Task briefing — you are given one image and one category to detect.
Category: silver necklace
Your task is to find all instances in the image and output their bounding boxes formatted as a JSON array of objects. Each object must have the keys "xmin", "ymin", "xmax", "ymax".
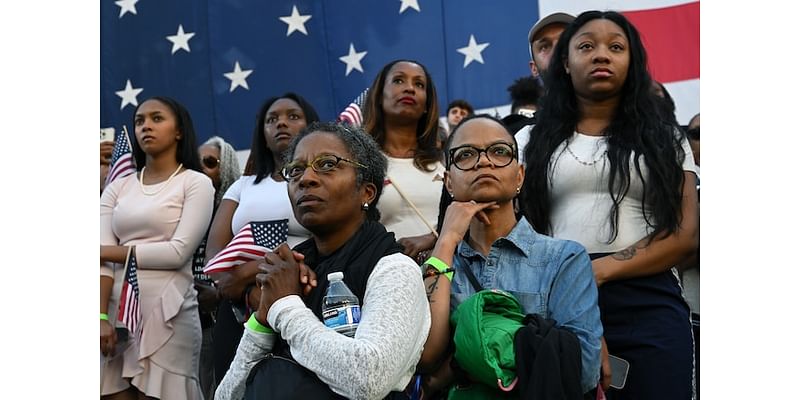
[{"xmin": 565, "ymin": 138, "xmax": 607, "ymax": 166}]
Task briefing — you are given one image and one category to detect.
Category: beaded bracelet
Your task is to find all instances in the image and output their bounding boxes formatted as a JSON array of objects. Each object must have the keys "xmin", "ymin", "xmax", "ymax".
[{"xmin": 423, "ymin": 256, "xmax": 454, "ymax": 281}]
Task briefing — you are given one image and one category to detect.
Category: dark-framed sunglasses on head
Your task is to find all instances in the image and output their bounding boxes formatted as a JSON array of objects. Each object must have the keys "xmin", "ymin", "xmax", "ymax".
[
  {"xmin": 202, "ymin": 156, "xmax": 220, "ymax": 169},
  {"xmin": 448, "ymin": 142, "xmax": 516, "ymax": 170},
  {"xmin": 282, "ymin": 154, "xmax": 366, "ymax": 181}
]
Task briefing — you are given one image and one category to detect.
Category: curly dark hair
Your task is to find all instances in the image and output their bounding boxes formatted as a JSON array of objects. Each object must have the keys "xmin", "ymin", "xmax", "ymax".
[
  {"xmin": 284, "ymin": 121, "xmax": 388, "ymax": 222},
  {"xmin": 519, "ymin": 10, "xmax": 687, "ymax": 243},
  {"xmin": 362, "ymin": 59, "xmax": 441, "ymax": 172},
  {"xmin": 507, "ymin": 76, "xmax": 542, "ymax": 113}
]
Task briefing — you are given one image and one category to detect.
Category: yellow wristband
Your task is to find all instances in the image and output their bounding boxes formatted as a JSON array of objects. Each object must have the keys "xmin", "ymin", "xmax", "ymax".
[
  {"xmin": 424, "ymin": 256, "xmax": 453, "ymax": 281},
  {"xmin": 100, "ymin": 313, "xmax": 109, "ymax": 321},
  {"xmin": 246, "ymin": 313, "xmax": 275, "ymax": 334}
]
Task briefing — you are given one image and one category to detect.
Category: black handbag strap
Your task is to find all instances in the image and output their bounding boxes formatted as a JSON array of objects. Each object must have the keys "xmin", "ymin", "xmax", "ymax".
[{"xmin": 461, "ymin": 264, "xmax": 483, "ymax": 292}]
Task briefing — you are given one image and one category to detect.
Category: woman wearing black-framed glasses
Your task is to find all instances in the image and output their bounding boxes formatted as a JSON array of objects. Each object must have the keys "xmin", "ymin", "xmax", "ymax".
[{"xmin": 420, "ymin": 114, "xmax": 602, "ymax": 398}]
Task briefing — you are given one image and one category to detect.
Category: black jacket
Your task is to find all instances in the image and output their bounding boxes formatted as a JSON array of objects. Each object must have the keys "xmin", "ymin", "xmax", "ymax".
[{"xmin": 514, "ymin": 313, "xmax": 585, "ymax": 400}]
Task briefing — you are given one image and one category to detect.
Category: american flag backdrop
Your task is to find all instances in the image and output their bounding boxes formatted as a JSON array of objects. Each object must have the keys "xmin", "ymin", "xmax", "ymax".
[
  {"xmin": 117, "ymin": 248, "xmax": 141, "ymax": 337},
  {"xmin": 203, "ymin": 219, "xmax": 289, "ymax": 274},
  {"xmin": 100, "ymin": 0, "xmax": 699, "ymax": 151},
  {"xmin": 104, "ymin": 127, "xmax": 135, "ymax": 187}
]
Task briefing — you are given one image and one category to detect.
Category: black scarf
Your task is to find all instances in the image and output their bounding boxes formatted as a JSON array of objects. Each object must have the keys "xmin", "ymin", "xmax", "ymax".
[
  {"xmin": 246, "ymin": 220, "xmax": 406, "ymax": 400},
  {"xmin": 293, "ymin": 220, "xmax": 404, "ymax": 321}
]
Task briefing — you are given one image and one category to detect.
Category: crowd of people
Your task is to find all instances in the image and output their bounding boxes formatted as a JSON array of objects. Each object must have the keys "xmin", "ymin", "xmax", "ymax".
[{"xmin": 100, "ymin": 9, "xmax": 700, "ymax": 400}]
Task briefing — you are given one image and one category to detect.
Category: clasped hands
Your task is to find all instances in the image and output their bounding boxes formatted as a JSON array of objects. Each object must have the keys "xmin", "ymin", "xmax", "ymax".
[{"xmin": 253, "ymin": 244, "xmax": 318, "ymax": 326}]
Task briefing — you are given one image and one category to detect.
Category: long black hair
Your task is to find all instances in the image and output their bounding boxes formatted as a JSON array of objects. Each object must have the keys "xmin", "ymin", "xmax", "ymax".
[
  {"xmin": 245, "ymin": 93, "xmax": 320, "ymax": 184},
  {"xmin": 362, "ymin": 59, "xmax": 441, "ymax": 172},
  {"xmin": 131, "ymin": 96, "xmax": 202, "ymax": 173},
  {"xmin": 519, "ymin": 10, "xmax": 686, "ymax": 243}
]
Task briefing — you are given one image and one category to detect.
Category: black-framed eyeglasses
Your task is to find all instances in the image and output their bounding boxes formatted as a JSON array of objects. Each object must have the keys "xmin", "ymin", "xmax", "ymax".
[
  {"xmin": 202, "ymin": 156, "xmax": 220, "ymax": 169},
  {"xmin": 448, "ymin": 142, "xmax": 517, "ymax": 170},
  {"xmin": 281, "ymin": 154, "xmax": 367, "ymax": 181}
]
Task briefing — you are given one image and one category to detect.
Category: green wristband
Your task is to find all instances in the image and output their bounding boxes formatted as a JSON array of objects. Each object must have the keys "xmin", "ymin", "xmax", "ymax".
[
  {"xmin": 424, "ymin": 256, "xmax": 453, "ymax": 281},
  {"xmin": 246, "ymin": 313, "xmax": 275, "ymax": 334},
  {"xmin": 100, "ymin": 313, "xmax": 109, "ymax": 321}
]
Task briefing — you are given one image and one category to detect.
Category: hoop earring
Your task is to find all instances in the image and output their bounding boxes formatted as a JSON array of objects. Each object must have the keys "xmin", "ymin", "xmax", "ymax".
[
  {"xmin": 362, "ymin": 202, "xmax": 369, "ymax": 211},
  {"xmin": 516, "ymin": 187, "xmax": 521, "ymax": 195}
]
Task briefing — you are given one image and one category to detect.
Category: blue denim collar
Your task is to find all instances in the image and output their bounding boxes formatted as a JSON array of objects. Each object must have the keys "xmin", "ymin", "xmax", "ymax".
[{"xmin": 456, "ymin": 217, "xmax": 536, "ymax": 259}]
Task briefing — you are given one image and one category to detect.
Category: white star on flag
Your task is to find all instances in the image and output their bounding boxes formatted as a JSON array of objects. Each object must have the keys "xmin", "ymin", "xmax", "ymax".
[
  {"xmin": 339, "ymin": 43, "xmax": 367, "ymax": 76},
  {"xmin": 457, "ymin": 34, "xmax": 490, "ymax": 68},
  {"xmin": 115, "ymin": 0, "xmax": 139, "ymax": 18},
  {"xmin": 279, "ymin": 5, "xmax": 312, "ymax": 36},
  {"xmin": 166, "ymin": 24, "xmax": 195, "ymax": 54},
  {"xmin": 399, "ymin": 0, "xmax": 420, "ymax": 14},
  {"xmin": 115, "ymin": 80, "xmax": 143, "ymax": 110},
  {"xmin": 224, "ymin": 62, "xmax": 253, "ymax": 92}
]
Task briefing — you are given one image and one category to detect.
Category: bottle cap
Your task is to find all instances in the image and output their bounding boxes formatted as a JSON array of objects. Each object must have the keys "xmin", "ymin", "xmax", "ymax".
[{"xmin": 327, "ymin": 271, "xmax": 344, "ymax": 281}]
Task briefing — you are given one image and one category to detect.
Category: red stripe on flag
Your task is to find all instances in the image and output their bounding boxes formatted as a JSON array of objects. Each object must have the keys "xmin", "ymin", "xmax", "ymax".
[
  {"xmin": 623, "ymin": 2, "xmax": 699, "ymax": 83},
  {"xmin": 118, "ymin": 285, "xmax": 128, "ymax": 322}
]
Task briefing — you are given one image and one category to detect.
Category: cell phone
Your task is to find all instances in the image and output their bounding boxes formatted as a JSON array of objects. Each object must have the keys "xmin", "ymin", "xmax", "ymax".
[
  {"xmin": 100, "ymin": 127, "xmax": 115, "ymax": 143},
  {"xmin": 608, "ymin": 354, "xmax": 630, "ymax": 389}
]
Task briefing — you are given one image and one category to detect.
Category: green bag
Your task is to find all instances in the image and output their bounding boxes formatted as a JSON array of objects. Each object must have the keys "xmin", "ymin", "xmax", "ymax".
[{"xmin": 448, "ymin": 289, "xmax": 526, "ymax": 399}]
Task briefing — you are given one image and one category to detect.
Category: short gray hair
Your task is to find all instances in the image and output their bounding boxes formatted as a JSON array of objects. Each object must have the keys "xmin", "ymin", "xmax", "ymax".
[{"xmin": 284, "ymin": 122, "xmax": 387, "ymax": 221}]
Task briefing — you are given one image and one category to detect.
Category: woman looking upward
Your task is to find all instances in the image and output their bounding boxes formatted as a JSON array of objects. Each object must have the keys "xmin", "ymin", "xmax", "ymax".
[{"xmin": 520, "ymin": 11, "xmax": 699, "ymax": 399}]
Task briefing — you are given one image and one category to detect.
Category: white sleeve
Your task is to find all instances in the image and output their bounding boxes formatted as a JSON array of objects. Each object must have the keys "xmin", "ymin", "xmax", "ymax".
[
  {"xmin": 267, "ymin": 253, "xmax": 431, "ymax": 400},
  {"xmin": 514, "ymin": 124, "xmax": 533, "ymax": 165},
  {"xmin": 679, "ymin": 135, "xmax": 696, "ymax": 173},
  {"xmin": 214, "ymin": 327, "xmax": 277, "ymax": 400},
  {"xmin": 99, "ymin": 177, "xmax": 125, "ymax": 277},
  {"xmin": 223, "ymin": 176, "xmax": 246, "ymax": 202}
]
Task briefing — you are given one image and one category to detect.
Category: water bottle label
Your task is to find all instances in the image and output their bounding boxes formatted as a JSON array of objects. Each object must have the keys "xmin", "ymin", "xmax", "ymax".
[{"xmin": 323, "ymin": 305, "xmax": 361, "ymax": 329}]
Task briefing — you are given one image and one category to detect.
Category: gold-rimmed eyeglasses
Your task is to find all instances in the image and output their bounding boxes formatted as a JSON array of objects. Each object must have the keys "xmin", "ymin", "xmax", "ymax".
[{"xmin": 281, "ymin": 154, "xmax": 367, "ymax": 181}]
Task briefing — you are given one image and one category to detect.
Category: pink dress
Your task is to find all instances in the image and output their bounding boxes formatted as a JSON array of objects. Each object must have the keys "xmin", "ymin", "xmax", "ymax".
[{"xmin": 100, "ymin": 170, "xmax": 214, "ymax": 399}]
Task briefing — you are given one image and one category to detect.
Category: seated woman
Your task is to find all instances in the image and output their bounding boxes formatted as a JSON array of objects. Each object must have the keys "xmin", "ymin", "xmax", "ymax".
[
  {"xmin": 215, "ymin": 122, "xmax": 431, "ymax": 400},
  {"xmin": 420, "ymin": 115, "xmax": 602, "ymax": 397}
]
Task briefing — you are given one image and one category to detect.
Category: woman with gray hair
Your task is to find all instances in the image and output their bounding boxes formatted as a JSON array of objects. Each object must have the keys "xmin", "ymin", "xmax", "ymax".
[
  {"xmin": 199, "ymin": 136, "xmax": 242, "ymax": 209},
  {"xmin": 194, "ymin": 135, "xmax": 242, "ymax": 399},
  {"xmin": 215, "ymin": 121, "xmax": 430, "ymax": 400}
]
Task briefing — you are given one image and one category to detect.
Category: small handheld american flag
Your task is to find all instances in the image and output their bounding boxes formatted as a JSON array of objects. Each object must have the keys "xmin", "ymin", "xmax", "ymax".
[
  {"xmin": 104, "ymin": 126, "xmax": 136, "ymax": 187},
  {"xmin": 117, "ymin": 247, "xmax": 141, "ymax": 337},
  {"xmin": 337, "ymin": 88, "xmax": 369, "ymax": 127},
  {"xmin": 203, "ymin": 219, "xmax": 289, "ymax": 274}
]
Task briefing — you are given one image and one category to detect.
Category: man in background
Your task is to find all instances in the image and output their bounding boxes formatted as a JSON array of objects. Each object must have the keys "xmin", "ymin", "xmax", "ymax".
[{"xmin": 516, "ymin": 12, "xmax": 575, "ymax": 162}]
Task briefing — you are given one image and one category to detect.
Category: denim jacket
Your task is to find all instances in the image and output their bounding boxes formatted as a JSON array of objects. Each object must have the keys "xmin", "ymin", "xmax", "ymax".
[{"xmin": 450, "ymin": 217, "xmax": 602, "ymax": 393}]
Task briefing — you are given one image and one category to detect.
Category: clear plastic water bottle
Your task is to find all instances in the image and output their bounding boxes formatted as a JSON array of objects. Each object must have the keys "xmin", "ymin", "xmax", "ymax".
[{"xmin": 322, "ymin": 272, "xmax": 361, "ymax": 337}]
